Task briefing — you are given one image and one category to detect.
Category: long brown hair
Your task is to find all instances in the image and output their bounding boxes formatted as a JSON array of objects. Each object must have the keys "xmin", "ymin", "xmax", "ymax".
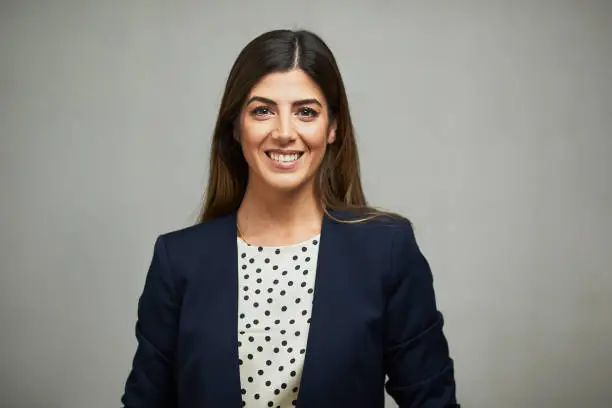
[{"xmin": 198, "ymin": 29, "xmax": 393, "ymax": 224}]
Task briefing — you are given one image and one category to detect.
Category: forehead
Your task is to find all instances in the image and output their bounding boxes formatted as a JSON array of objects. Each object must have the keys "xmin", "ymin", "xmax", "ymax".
[{"xmin": 247, "ymin": 69, "xmax": 326, "ymax": 103}]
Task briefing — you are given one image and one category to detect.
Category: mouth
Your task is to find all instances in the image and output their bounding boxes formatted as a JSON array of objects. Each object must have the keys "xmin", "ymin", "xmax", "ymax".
[{"xmin": 265, "ymin": 151, "xmax": 304, "ymax": 164}]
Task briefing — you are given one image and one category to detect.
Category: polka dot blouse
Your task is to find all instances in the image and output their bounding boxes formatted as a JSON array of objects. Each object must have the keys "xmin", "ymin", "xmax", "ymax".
[{"xmin": 237, "ymin": 235, "xmax": 320, "ymax": 408}]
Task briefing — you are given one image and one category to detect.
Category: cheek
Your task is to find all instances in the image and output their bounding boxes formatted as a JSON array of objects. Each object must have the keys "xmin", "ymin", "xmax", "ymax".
[
  {"xmin": 300, "ymin": 125, "xmax": 330, "ymax": 151},
  {"xmin": 240, "ymin": 125, "xmax": 268, "ymax": 150}
]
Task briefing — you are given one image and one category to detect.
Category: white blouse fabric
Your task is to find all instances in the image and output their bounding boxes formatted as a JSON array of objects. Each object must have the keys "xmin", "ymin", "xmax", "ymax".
[{"xmin": 237, "ymin": 235, "xmax": 321, "ymax": 408}]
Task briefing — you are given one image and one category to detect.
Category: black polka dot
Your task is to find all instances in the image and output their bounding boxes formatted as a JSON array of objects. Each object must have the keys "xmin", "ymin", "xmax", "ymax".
[{"xmin": 275, "ymin": 249, "xmax": 280, "ymax": 254}]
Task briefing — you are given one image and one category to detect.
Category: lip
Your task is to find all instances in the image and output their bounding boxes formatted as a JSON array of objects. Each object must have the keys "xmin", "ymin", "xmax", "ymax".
[{"xmin": 264, "ymin": 151, "xmax": 304, "ymax": 170}]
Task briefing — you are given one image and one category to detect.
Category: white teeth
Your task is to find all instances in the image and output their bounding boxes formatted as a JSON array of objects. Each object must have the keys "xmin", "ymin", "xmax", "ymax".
[{"xmin": 269, "ymin": 153, "xmax": 301, "ymax": 163}]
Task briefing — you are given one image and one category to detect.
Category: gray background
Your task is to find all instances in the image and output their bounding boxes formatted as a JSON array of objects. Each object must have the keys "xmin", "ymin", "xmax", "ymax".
[{"xmin": 1, "ymin": 1, "xmax": 611, "ymax": 407}]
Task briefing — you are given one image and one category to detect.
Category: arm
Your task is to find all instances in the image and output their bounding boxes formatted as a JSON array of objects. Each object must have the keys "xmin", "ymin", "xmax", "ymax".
[
  {"xmin": 121, "ymin": 235, "xmax": 179, "ymax": 408},
  {"xmin": 384, "ymin": 222, "xmax": 460, "ymax": 408}
]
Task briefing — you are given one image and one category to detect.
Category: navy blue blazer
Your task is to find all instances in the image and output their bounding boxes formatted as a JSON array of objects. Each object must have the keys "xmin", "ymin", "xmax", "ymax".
[{"xmin": 121, "ymin": 210, "xmax": 459, "ymax": 408}]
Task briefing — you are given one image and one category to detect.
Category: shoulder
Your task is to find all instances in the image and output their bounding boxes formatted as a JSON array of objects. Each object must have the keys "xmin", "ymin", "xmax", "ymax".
[
  {"xmin": 327, "ymin": 207, "xmax": 416, "ymax": 242},
  {"xmin": 326, "ymin": 208, "xmax": 420, "ymax": 270},
  {"xmin": 155, "ymin": 213, "xmax": 235, "ymax": 263}
]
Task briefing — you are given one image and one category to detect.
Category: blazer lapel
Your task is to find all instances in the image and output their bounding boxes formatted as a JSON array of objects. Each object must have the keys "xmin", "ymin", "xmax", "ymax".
[
  {"xmin": 296, "ymin": 210, "xmax": 348, "ymax": 407},
  {"xmin": 194, "ymin": 211, "xmax": 242, "ymax": 407}
]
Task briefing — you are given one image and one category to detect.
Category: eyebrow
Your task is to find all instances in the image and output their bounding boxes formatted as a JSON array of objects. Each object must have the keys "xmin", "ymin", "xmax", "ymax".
[{"xmin": 245, "ymin": 96, "xmax": 322, "ymax": 108}]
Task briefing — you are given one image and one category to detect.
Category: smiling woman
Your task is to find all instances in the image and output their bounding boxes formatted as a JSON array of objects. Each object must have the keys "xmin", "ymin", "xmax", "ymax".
[{"xmin": 121, "ymin": 29, "xmax": 460, "ymax": 408}]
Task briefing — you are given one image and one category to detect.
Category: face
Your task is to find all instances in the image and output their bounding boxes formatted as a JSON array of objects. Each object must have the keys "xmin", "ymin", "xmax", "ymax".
[{"xmin": 237, "ymin": 69, "xmax": 336, "ymax": 194}]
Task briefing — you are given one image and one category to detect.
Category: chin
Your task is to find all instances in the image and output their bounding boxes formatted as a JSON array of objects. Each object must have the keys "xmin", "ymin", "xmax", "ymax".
[{"xmin": 259, "ymin": 172, "xmax": 313, "ymax": 194}]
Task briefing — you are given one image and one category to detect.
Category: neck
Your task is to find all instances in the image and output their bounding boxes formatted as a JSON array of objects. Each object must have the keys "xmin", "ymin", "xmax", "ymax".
[{"xmin": 237, "ymin": 179, "xmax": 324, "ymax": 246}]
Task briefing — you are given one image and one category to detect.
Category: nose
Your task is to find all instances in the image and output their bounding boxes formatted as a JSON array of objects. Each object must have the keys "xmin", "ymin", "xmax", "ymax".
[{"xmin": 272, "ymin": 110, "xmax": 296, "ymax": 142}]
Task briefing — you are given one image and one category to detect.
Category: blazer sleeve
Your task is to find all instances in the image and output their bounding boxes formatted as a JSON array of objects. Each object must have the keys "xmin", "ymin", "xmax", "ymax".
[
  {"xmin": 121, "ymin": 235, "xmax": 179, "ymax": 408},
  {"xmin": 384, "ymin": 222, "xmax": 460, "ymax": 408}
]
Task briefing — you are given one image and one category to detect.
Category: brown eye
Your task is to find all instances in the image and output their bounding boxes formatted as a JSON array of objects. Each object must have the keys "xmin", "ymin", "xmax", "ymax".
[
  {"xmin": 297, "ymin": 107, "xmax": 318, "ymax": 118},
  {"xmin": 251, "ymin": 106, "xmax": 271, "ymax": 116}
]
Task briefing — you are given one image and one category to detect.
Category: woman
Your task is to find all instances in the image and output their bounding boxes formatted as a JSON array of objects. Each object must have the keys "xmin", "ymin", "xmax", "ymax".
[{"xmin": 121, "ymin": 29, "xmax": 459, "ymax": 408}]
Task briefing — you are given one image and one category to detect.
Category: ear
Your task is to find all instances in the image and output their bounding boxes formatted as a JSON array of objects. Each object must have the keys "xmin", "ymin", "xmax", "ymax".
[{"xmin": 327, "ymin": 120, "xmax": 337, "ymax": 144}]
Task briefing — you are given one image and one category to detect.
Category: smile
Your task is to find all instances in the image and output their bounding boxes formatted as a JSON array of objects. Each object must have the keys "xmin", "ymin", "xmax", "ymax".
[{"xmin": 265, "ymin": 151, "xmax": 304, "ymax": 163}]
